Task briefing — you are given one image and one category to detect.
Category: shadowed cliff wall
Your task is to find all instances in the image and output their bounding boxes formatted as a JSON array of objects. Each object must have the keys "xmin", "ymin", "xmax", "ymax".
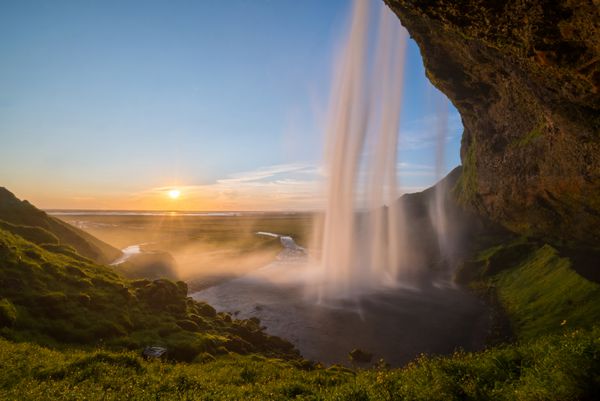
[{"xmin": 385, "ymin": 0, "xmax": 599, "ymax": 247}]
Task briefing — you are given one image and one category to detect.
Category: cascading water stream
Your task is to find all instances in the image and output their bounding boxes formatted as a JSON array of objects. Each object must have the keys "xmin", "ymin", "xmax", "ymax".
[
  {"xmin": 309, "ymin": 0, "xmax": 455, "ymax": 300},
  {"xmin": 430, "ymin": 92, "xmax": 451, "ymax": 268},
  {"xmin": 192, "ymin": 0, "xmax": 488, "ymax": 366},
  {"xmin": 312, "ymin": 1, "xmax": 413, "ymax": 300}
]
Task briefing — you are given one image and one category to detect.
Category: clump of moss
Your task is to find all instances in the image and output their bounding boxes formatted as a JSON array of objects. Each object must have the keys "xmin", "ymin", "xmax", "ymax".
[
  {"xmin": 0, "ymin": 299, "xmax": 17, "ymax": 328},
  {"xmin": 510, "ymin": 121, "xmax": 545, "ymax": 148},
  {"xmin": 453, "ymin": 136, "xmax": 478, "ymax": 206}
]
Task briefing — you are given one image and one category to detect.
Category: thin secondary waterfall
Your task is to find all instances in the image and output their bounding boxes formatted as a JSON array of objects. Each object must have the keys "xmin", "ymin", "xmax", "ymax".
[
  {"xmin": 430, "ymin": 92, "xmax": 451, "ymax": 265},
  {"xmin": 314, "ymin": 1, "xmax": 411, "ymax": 299}
]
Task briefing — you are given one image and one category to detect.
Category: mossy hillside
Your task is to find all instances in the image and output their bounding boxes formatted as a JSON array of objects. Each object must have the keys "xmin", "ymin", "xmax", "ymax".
[
  {"xmin": 0, "ymin": 326, "xmax": 598, "ymax": 401},
  {"xmin": 493, "ymin": 245, "xmax": 600, "ymax": 341},
  {"xmin": 0, "ymin": 187, "xmax": 121, "ymax": 264},
  {"xmin": 459, "ymin": 240, "xmax": 600, "ymax": 343},
  {"xmin": 0, "ymin": 226, "xmax": 297, "ymax": 362},
  {"xmin": 0, "ymin": 220, "xmax": 59, "ymax": 246},
  {"xmin": 455, "ymin": 237, "xmax": 536, "ymax": 283}
]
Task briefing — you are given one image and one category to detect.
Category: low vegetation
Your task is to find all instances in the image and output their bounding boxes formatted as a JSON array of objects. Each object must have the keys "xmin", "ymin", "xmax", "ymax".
[
  {"xmin": 459, "ymin": 238, "xmax": 600, "ymax": 342},
  {"xmin": 0, "ymin": 188, "xmax": 120, "ymax": 264},
  {"xmin": 493, "ymin": 244, "xmax": 600, "ymax": 341},
  {"xmin": 56, "ymin": 210, "xmax": 314, "ymax": 286},
  {"xmin": 0, "ymin": 226, "xmax": 298, "ymax": 362},
  {"xmin": 0, "ymin": 326, "xmax": 598, "ymax": 400},
  {"xmin": 1, "ymin": 188, "xmax": 599, "ymax": 400}
]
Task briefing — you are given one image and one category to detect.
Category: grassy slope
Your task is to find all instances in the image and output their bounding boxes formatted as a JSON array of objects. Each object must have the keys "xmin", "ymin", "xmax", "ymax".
[
  {"xmin": 0, "ymin": 327, "xmax": 598, "ymax": 401},
  {"xmin": 0, "ymin": 187, "xmax": 121, "ymax": 264},
  {"xmin": 1, "ymin": 188, "xmax": 599, "ymax": 399},
  {"xmin": 0, "ymin": 226, "xmax": 298, "ymax": 362},
  {"xmin": 460, "ymin": 240, "xmax": 600, "ymax": 342},
  {"xmin": 1, "ymin": 223, "xmax": 598, "ymax": 400},
  {"xmin": 494, "ymin": 245, "xmax": 600, "ymax": 341}
]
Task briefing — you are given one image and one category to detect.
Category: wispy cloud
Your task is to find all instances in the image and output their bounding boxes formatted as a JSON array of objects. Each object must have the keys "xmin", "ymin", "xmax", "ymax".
[
  {"xmin": 138, "ymin": 162, "xmax": 324, "ymax": 210},
  {"xmin": 136, "ymin": 149, "xmax": 449, "ymax": 210},
  {"xmin": 217, "ymin": 162, "xmax": 318, "ymax": 184},
  {"xmin": 399, "ymin": 112, "xmax": 463, "ymax": 150},
  {"xmin": 396, "ymin": 162, "xmax": 435, "ymax": 177}
]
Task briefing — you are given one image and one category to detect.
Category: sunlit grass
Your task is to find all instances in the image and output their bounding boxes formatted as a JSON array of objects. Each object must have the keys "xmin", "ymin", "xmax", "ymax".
[
  {"xmin": 1, "ymin": 326, "xmax": 598, "ymax": 400},
  {"xmin": 0, "ymin": 226, "xmax": 297, "ymax": 362},
  {"xmin": 493, "ymin": 244, "xmax": 600, "ymax": 340}
]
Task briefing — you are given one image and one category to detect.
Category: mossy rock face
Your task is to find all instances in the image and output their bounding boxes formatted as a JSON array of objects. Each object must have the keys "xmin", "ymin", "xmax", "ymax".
[
  {"xmin": 194, "ymin": 302, "xmax": 217, "ymax": 318},
  {"xmin": 385, "ymin": 0, "xmax": 600, "ymax": 247},
  {"xmin": 349, "ymin": 348, "xmax": 373, "ymax": 364},
  {"xmin": 176, "ymin": 319, "xmax": 200, "ymax": 332}
]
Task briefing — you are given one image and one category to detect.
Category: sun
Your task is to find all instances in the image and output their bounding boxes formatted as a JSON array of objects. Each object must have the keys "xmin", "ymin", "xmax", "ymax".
[{"xmin": 168, "ymin": 189, "xmax": 180, "ymax": 199}]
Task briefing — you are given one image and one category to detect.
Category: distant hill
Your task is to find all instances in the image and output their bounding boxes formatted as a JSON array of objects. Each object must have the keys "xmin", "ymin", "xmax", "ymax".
[{"xmin": 0, "ymin": 188, "xmax": 121, "ymax": 264}]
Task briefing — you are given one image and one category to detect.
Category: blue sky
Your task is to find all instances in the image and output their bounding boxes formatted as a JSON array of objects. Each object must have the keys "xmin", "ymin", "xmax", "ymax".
[{"xmin": 0, "ymin": 0, "xmax": 462, "ymax": 210}]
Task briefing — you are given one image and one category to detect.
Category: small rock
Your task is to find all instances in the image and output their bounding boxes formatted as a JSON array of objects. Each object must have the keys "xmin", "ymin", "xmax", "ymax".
[
  {"xmin": 142, "ymin": 346, "xmax": 168, "ymax": 360},
  {"xmin": 349, "ymin": 348, "xmax": 373, "ymax": 364}
]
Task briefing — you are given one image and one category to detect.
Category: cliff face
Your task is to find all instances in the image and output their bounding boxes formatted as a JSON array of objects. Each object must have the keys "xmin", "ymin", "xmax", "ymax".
[{"xmin": 385, "ymin": 0, "xmax": 600, "ymax": 247}]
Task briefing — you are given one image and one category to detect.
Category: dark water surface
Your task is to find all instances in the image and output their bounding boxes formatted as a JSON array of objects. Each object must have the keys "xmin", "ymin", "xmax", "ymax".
[{"xmin": 192, "ymin": 261, "xmax": 490, "ymax": 367}]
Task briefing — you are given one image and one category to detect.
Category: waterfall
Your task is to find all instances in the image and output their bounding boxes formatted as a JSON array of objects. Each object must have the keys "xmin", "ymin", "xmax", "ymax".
[
  {"xmin": 312, "ymin": 1, "xmax": 412, "ymax": 300},
  {"xmin": 430, "ymin": 92, "xmax": 451, "ymax": 267}
]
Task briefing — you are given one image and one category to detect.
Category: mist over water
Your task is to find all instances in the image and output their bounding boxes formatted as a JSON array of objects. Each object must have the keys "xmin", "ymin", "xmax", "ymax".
[
  {"xmin": 179, "ymin": 1, "xmax": 488, "ymax": 366},
  {"xmin": 310, "ymin": 1, "xmax": 450, "ymax": 299}
]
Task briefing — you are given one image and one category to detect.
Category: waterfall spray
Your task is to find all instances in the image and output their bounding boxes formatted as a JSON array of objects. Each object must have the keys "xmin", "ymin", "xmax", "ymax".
[{"xmin": 313, "ymin": 1, "xmax": 411, "ymax": 299}]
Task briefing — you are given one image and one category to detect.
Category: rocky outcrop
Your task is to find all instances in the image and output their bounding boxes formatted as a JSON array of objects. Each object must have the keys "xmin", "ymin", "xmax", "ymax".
[{"xmin": 385, "ymin": 0, "xmax": 599, "ymax": 247}]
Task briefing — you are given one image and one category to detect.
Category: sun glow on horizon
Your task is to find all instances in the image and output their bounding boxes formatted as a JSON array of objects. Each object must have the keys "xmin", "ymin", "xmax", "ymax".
[{"xmin": 168, "ymin": 189, "xmax": 181, "ymax": 199}]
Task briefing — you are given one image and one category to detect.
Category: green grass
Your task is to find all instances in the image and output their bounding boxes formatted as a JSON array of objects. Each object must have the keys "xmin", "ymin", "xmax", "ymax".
[
  {"xmin": 2, "ymin": 187, "xmax": 600, "ymax": 400},
  {"xmin": 1, "ymin": 223, "xmax": 598, "ymax": 400},
  {"xmin": 460, "ymin": 239, "xmax": 600, "ymax": 343},
  {"xmin": 493, "ymin": 244, "xmax": 600, "ymax": 341},
  {"xmin": 0, "ymin": 225, "xmax": 298, "ymax": 362},
  {"xmin": 55, "ymin": 212, "xmax": 315, "ymax": 284},
  {"xmin": 55, "ymin": 213, "xmax": 314, "ymax": 251},
  {"xmin": 0, "ymin": 220, "xmax": 59, "ymax": 246},
  {"xmin": 0, "ymin": 327, "xmax": 598, "ymax": 400},
  {"xmin": 0, "ymin": 187, "xmax": 121, "ymax": 264}
]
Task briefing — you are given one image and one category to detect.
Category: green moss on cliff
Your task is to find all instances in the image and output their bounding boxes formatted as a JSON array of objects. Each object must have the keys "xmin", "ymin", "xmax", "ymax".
[
  {"xmin": 510, "ymin": 121, "xmax": 545, "ymax": 148},
  {"xmin": 385, "ymin": 0, "xmax": 600, "ymax": 247},
  {"xmin": 453, "ymin": 137, "xmax": 478, "ymax": 205}
]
